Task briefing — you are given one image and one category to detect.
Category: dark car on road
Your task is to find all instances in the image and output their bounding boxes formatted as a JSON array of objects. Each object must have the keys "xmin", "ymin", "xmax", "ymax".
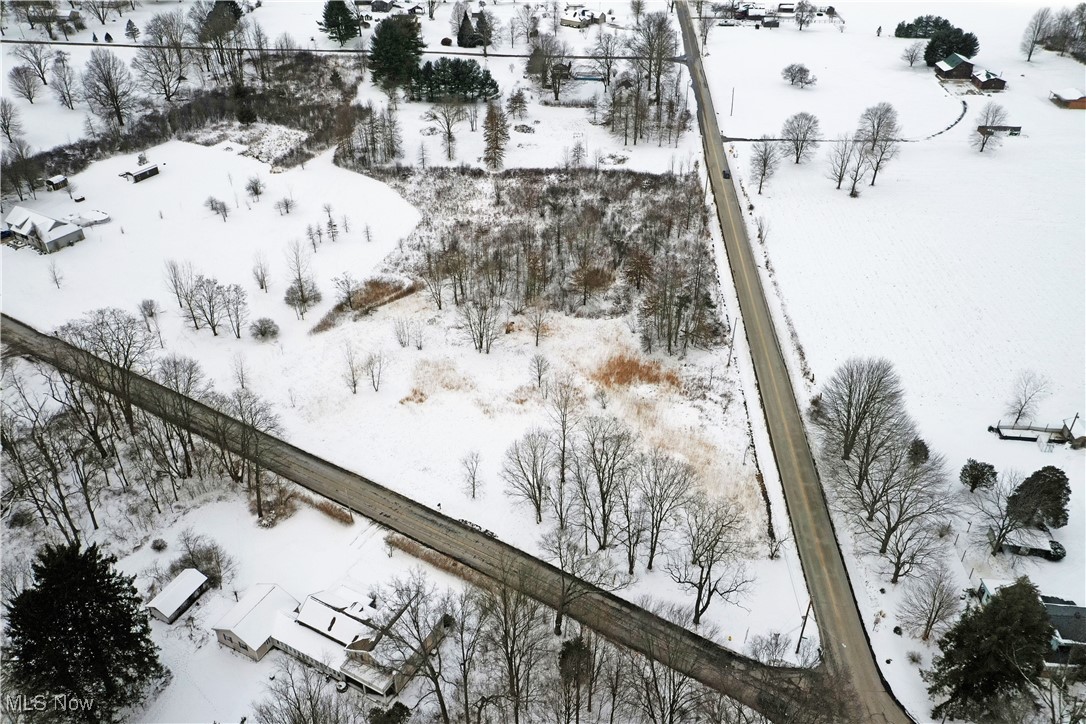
[{"xmin": 723, "ymin": 168, "xmax": 731, "ymax": 179}]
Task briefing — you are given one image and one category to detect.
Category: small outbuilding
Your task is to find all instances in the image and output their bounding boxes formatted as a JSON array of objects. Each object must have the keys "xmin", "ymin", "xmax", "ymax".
[
  {"xmin": 121, "ymin": 164, "xmax": 160, "ymax": 183},
  {"xmin": 3, "ymin": 206, "xmax": 85, "ymax": 254},
  {"xmin": 1050, "ymin": 88, "xmax": 1086, "ymax": 109},
  {"xmin": 45, "ymin": 175, "xmax": 68, "ymax": 191},
  {"xmin": 971, "ymin": 69, "xmax": 1006, "ymax": 91},
  {"xmin": 1045, "ymin": 602, "xmax": 1086, "ymax": 666},
  {"xmin": 146, "ymin": 568, "xmax": 210, "ymax": 624},
  {"xmin": 934, "ymin": 53, "xmax": 974, "ymax": 80}
]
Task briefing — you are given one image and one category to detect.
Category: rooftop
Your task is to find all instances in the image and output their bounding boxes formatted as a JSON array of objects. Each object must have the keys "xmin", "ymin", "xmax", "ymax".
[
  {"xmin": 147, "ymin": 568, "xmax": 208, "ymax": 618},
  {"xmin": 213, "ymin": 584, "xmax": 299, "ymax": 650}
]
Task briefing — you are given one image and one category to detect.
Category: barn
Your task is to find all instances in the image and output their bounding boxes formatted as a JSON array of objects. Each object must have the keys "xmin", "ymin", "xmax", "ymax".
[
  {"xmin": 121, "ymin": 164, "xmax": 160, "ymax": 183},
  {"xmin": 1050, "ymin": 88, "xmax": 1086, "ymax": 109},
  {"xmin": 971, "ymin": 69, "xmax": 1006, "ymax": 91},
  {"xmin": 934, "ymin": 53, "xmax": 974, "ymax": 80},
  {"xmin": 146, "ymin": 568, "xmax": 209, "ymax": 624}
]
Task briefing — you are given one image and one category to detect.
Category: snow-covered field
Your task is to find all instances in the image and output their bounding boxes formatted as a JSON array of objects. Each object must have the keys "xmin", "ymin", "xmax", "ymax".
[{"xmin": 703, "ymin": 2, "xmax": 1085, "ymax": 718}]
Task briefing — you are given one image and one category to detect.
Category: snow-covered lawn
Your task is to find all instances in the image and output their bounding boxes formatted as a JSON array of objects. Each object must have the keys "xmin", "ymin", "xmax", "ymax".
[{"xmin": 702, "ymin": 2, "xmax": 1085, "ymax": 719}]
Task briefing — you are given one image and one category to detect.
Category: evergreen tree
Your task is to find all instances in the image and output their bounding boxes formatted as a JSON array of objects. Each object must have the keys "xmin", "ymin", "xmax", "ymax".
[
  {"xmin": 458, "ymin": 12, "xmax": 477, "ymax": 47},
  {"xmin": 959, "ymin": 458, "xmax": 997, "ymax": 493},
  {"xmin": 4, "ymin": 543, "xmax": 165, "ymax": 723},
  {"xmin": 482, "ymin": 101, "xmax": 509, "ymax": 171},
  {"xmin": 506, "ymin": 88, "xmax": 528, "ymax": 119},
  {"xmin": 1008, "ymin": 465, "xmax": 1071, "ymax": 528},
  {"xmin": 924, "ymin": 26, "xmax": 980, "ymax": 66},
  {"xmin": 926, "ymin": 578, "xmax": 1053, "ymax": 720},
  {"xmin": 124, "ymin": 19, "xmax": 140, "ymax": 43},
  {"xmin": 369, "ymin": 15, "xmax": 426, "ymax": 89},
  {"xmin": 318, "ymin": 0, "xmax": 359, "ymax": 46}
]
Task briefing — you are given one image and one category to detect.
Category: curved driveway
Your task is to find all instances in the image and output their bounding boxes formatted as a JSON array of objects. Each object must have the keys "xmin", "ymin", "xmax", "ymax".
[{"xmin": 675, "ymin": 4, "xmax": 914, "ymax": 722}]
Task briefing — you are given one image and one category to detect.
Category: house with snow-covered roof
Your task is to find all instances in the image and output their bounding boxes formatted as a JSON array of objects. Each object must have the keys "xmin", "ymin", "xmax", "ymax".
[
  {"xmin": 971, "ymin": 69, "xmax": 1006, "ymax": 92},
  {"xmin": 147, "ymin": 568, "xmax": 209, "ymax": 624},
  {"xmin": 213, "ymin": 583, "xmax": 299, "ymax": 661},
  {"xmin": 1050, "ymin": 88, "xmax": 1086, "ymax": 109},
  {"xmin": 934, "ymin": 53, "xmax": 974, "ymax": 80},
  {"xmin": 3, "ymin": 206, "xmax": 85, "ymax": 254},
  {"xmin": 1045, "ymin": 601, "xmax": 1086, "ymax": 666}
]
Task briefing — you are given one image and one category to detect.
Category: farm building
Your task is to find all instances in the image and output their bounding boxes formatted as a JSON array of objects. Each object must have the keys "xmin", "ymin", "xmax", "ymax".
[
  {"xmin": 146, "ymin": 568, "xmax": 209, "ymax": 624},
  {"xmin": 971, "ymin": 69, "xmax": 1006, "ymax": 91},
  {"xmin": 1050, "ymin": 88, "xmax": 1086, "ymax": 109},
  {"xmin": 1045, "ymin": 602, "xmax": 1086, "ymax": 666},
  {"xmin": 121, "ymin": 164, "xmax": 160, "ymax": 183},
  {"xmin": 45, "ymin": 175, "xmax": 68, "ymax": 191},
  {"xmin": 3, "ymin": 207, "xmax": 85, "ymax": 254},
  {"xmin": 934, "ymin": 53, "xmax": 974, "ymax": 80},
  {"xmin": 213, "ymin": 584, "xmax": 300, "ymax": 661}
]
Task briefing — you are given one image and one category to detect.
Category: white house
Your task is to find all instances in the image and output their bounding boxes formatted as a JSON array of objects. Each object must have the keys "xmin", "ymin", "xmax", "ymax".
[
  {"xmin": 213, "ymin": 584, "xmax": 300, "ymax": 661},
  {"xmin": 146, "ymin": 568, "xmax": 209, "ymax": 624},
  {"xmin": 3, "ymin": 206, "xmax": 85, "ymax": 254}
]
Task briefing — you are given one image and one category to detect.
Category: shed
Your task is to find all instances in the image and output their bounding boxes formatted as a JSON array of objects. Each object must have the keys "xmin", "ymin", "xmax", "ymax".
[
  {"xmin": 1050, "ymin": 88, "xmax": 1086, "ymax": 109},
  {"xmin": 976, "ymin": 577, "xmax": 1016, "ymax": 605},
  {"xmin": 213, "ymin": 584, "xmax": 299, "ymax": 661},
  {"xmin": 121, "ymin": 164, "xmax": 160, "ymax": 183},
  {"xmin": 3, "ymin": 207, "xmax": 85, "ymax": 254},
  {"xmin": 147, "ymin": 568, "xmax": 209, "ymax": 624},
  {"xmin": 971, "ymin": 69, "xmax": 1006, "ymax": 91},
  {"xmin": 46, "ymin": 175, "xmax": 68, "ymax": 191},
  {"xmin": 934, "ymin": 53, "xmax": 974, "ymax": 80}
]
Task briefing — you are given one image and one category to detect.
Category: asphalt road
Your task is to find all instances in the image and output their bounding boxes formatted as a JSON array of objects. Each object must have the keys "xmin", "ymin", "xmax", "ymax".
[
  {"xmin": 675, "ymin": 4, "xmax": 914, "ymax": 723},
  {"xmin": 1, "ymin": 312, "xmax": 811, "ymax": 722}
]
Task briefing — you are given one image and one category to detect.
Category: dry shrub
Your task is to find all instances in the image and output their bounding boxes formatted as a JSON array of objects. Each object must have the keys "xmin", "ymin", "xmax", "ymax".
[
  {"xmin": 593, "ymin": 353, "xmax": 680, "ymax": 390},
  {"xmin": 508, "ymin": 385, "xmax": 536, "ymax": 405},
  {"xmin": 249, "ymin": 480, "xmax": 298, "ymax": 528},
  {"xmin": 310, "ymin": 310, "xmax": 337, "ymax": 334},
  {"xmin": 385, "ymin": 533, "xmax": 491, "ymax": 589},
  {"xmin": 352, "ymin": 278, "xmax": 411, "ymax": 310},
  {"xmin": 414, "ymin": 358, "xmax": 473, "ymax": 393},
  {"xmin": 399, "ymin": 388, "xmax": 428, "ymax": 405},
  {"xmin": 298, "ymin": 494, "xmax": 354, "ymax": 525}
]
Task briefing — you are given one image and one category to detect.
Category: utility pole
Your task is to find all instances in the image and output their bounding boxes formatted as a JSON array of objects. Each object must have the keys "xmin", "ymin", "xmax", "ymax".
[{"xmin": 795, "ymin": 599, "xmax": 813, "ymax": 654}]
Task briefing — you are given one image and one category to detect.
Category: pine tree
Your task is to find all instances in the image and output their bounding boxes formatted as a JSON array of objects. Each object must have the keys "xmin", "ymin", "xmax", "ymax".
[
  {"xmin": 1008, "ymin": 465, "xmax": 1071, "ymax": 528},
  {"xmin": 4, "ymin": 543, "xmax": 165, "ymax": 722},
  {"xmin": 483, "ymin": 101, "xmax": 510, "ymax": 171},
  {"xmin": 926, "ymin": 578, "xmax": 1053, "ymax": 720},
  {"xmin": 959, "ymin": 458, "xmax": 997, "ymax": 493},
  {"xmin": 124, "ymin": 19, "xmax": 140, "ymax": 43},
  {"xmin": 370, "ymin": 15, "xmax": 426, "ymax": 89},
  {"xmin": 506, "ymin": 88, "xmax": 527, "ymax": 119},
  {"xmin": 318, "ymin": 0, "xmax": 359, "ymax": 46},
  {"xmin": 924, "ymin": 26, "xmax": 980, "ymax": 66},
  {"xmin": 458, "ymin": 12, "xmax": 477, "ymax": 47}
]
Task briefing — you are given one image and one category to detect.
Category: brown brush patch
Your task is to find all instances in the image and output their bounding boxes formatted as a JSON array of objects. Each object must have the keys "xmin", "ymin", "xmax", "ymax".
[
  {"xmin": 298, "ymin": 495, "xmax": 354, "ymax": 525},
  {"xmin": 400, "ymin": 388, "xmax": 428, "ymax": 405},
  {"xmin": 385, "ymin": 533, "xmax": 492, "ymax": 589},
  {"xmin": 592, "ymin": 353, "xmax": 681, "ymax": 390}
]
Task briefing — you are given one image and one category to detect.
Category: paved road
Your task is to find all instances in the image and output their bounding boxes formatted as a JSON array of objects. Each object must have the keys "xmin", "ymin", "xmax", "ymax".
[
  {"xmin": 675, "ymin": 4, "xmax": 914, "ymax": 723},
  {"xmin": 1, "ymin": 313, "xmax": 811, "ymax": 721}
]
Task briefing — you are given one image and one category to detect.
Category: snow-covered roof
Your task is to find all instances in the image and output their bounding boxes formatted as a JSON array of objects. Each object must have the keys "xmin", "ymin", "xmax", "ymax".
[
  {"xmin": 272, "ymin": 611, "xmax": 395, "ymax": 693},
  {"xmin": 48, "ymin": 175, "xmax": 67, "ymax": 184},
  {"xmin": 979, "ymin": 578, "xmax": 1017, "ymax": 596},
  {"xmin": 1046, "ymin": 603, "xmax": 1086, "ymax": 644},
  {"xmin": 935, "ymin": 60, "xmax": 952, "ymax": 72},
  {"xmin": 971, "ymin": 68, "xmax": 1003, "ymax": 83},
  {"xmin": 940, "ymin": 53, "xmax": 973, "ymax": 69},
  {"xmin": 295, "ymin": 584, "xmax": 379, "ymax": 647},
  {"xmin": 1052, "ymin": 87, "xmax": 1085, "ymax": 101},
  {"xmin": 147, "ymin": 568, "xmax": 208, "ymax": 618},
  {"xmin": 125, "ymin": 163, "xmax": 159, "ymax": 175},
  {"xmin": 214, "ymin": 584, "xmax": 299, "ymax": 650},
  {"xmin": 3, "ymin": 207, "xmax": 83, "ymax": 244},
  {"xmin": 1005, "ymin": 527, "xmax": 1052, "ymax": 549}
]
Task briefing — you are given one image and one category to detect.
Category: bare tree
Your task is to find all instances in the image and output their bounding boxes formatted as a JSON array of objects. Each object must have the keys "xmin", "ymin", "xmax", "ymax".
[
  {"xmin": 332, "ymin": 272, "xmax": 358, "ymax": 310},
  {"xmin": 446, "ymin": 586, "xmax": 486, "ymax": 724},
  {"xmin": 857, "ymin": 102, "xmax": 899, "ymax": 154},
  {"xmin": 8, "ymin": 66, "xmax": 42, "ymax": 104},
  {"xmin": 1022, "ymin": 646, "xmax": 1086, "ymax": 724},
  {"xmin": 1005, "ymin": 370, "xmax": 1050, "ymax": 425},
  {"xmin": 901, "ymin": 40, "xmax": 925, "ymax": 67},
  {"xmin": 826, "ymin": 134, "xmax": 858, "ymax": 190},
  {"xmin": 284, "ymin": 240, "xmax": 321, "ymax": 319},
  {"xmin": 251, "ymin": 253, "xmax": 270, "ymax": 293},
  {"xmin": 501, "ymin": 428, "xmax": 553, "ymax": 523},
  {"xmin": 794, "ymin": 0, "xmax": 816, "ymax": 29},
  {"xmin": 380, "ymin": 570, "xmax": 453, "ymax": 724},
  {"xmin": 0, "ymin": 98, "xmax": 22, "ymax": 142},
  {"xmin": 813, "ymin": 358, "xmax": 905, "ymax": 461},
  {"xmin": 636, "ymin": 449, "xmax": 695, "ymax": 570},
  {"xmin": 667, "ymin": 494, "xmax": 752, "ymax": 625},
  {"xmin": 48, "ymin": 260, "xmax": 64, "ymax": 289},
  {"xmin": 573, "ymin": 415, "xmax": 638, "ymax": 550},
  {"xmin": 972, "ymin": 102, "xmax": 1009, "ymax": 153},
  {"xmin": 425, "ymin": 102, "xmax": 466, "ymax": 161},
  {"xmin": 540, "ymin": 525, "xmax": 627, "ymax": 635},
  {"xmin": 83, "ymin": 0, "xmax": 116, "ymax": 25},
  {"xmin": 780, "ymin": 63, "xmax": 816, "ymax": 87},
  {"xmin": 191, "ymin": 275, "xmax": 226, "ymax": 335},
  {"xmin": 459, "ymin": 294, "xmax": 502, "ymax": 353},
  {"xmin": 780, "ymin": 112, "xmax": 821, "ymax": 164},
  {"xmin": 12, "ymin": 44, "xmax": 54, "ymax": 86},
  {"xmin": 362, "ymin": 351, "xmax": 387, "ymax": 392},
  {"xmin": 132, "ymin": 37, "xmax": 186, "ymax": 101},
  {"xmin": 614, "ymin": 467, "xmax": 646, "ymax": 576},
  {"xmin": 252, "ymin": 658, "xmax": 360, "ymax": 724},
  {"xmin": 630, "ymin": 0, "xmax": 645, "ymax": 25},
  {"xmin": 972, "ymin": 471, "xmax": 1029, "ymax": 555},
  {"xmin": 205, "ymin": 196, "xmax": 229, "ymax": 221},
  {"xmin": 845, "ymin": 148, "xmax": 870, "ymax": 197},
  {"xmin": 1021, "ymin": 7, "xmax": 1053, "ymax": 61},
  {"xmin": 81, "ymin": 48, "xmax": 139, "ymax": 127},
  {"xmin": 461, "ymin": 450, "xmax": 482, "ymax": 498},
  {"xmin": 592, "ymin": 31, "xmax": 622, "ymax": 87},
  {"xmin": 527, "ymin": 304, "xmax": 549, "ymax": 346},
  {"xmin": 49, "ymin": 60, "xmax": 79, "ymax": 109},
  {"xmin": 626, "ymin": 600, "xmax": 709, "ymax": 721},
  {"xmin": 530, "ymin": 353, "xmax": 550, "ymax": 389},
  {"xmin": 897, "ymin": 560, "xmax": 961, "ymax": 641},
  {"xmin": 749, "ymin": 135, "xmax": 783, "ymax": 194}
]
